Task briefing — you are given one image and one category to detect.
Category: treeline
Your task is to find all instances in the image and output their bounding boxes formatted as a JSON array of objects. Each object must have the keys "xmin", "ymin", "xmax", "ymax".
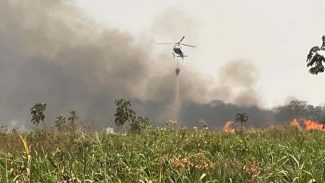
[
  {"xmin": 274, "ymin": 100, "xmax": 325, "ymax": 123},
  {"xmin": 4, "ymin": 99, "xmax": 325, "ymax": 133},
  {"xmin": 25, "ymin": 99, "xmax": 151, "ymax": 133}
]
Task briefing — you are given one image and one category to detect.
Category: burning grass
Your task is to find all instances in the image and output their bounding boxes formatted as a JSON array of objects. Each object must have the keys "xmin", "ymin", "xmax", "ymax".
[
  {"xmin": 0, "ymin": 125, "xmax": 325, "ymax": 182},
  {"xmin": 223, "ymin": 118, "xmax": 325, "ymax": 133}
]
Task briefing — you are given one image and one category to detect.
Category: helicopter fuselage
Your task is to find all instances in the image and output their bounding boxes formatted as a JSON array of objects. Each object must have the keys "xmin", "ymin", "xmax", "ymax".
[
  {"xmin": 158, "ymin": 36, "xmax": 194, "ymax": 60},
  {"xmin": 158, "ymin": 36, "xmax": 195, "ymax": 76},
  {"xmin": 173, "ymin": 45, "xmax": 184, "ymax": 58}
]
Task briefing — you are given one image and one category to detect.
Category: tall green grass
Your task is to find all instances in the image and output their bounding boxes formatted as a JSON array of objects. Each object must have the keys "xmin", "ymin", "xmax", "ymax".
[{"xmin": 0, "ymin": 126, "xmax": 324, "ymax": 182}]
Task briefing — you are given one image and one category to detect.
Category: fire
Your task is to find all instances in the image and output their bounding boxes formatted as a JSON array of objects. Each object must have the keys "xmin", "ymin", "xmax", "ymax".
[
  {"xmin": 290, "ymin": 118, "xmax": 324, "ymax": 131},
  {"xmin": 223, "ymin": 121, "xmax": 235, "ymax": 133},
  {"xmin": 222, "ymin": 118, "xmax": 325, "ymax": 132},
  {"xmin": 304, "ymin": 119, "xmax": 324, "ymax": 130},
  {"xmin": 290, "ymin": 118, "xmax": 301, "ymax": 128}
]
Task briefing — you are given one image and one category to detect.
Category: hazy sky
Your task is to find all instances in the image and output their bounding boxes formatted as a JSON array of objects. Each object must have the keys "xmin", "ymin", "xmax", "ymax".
[{"xmin": 76, "ymin": 0, "xmax": 325, "ymax": 108}]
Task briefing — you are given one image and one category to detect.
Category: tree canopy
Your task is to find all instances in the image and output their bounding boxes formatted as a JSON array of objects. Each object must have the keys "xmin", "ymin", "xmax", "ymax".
[{"xmin": 306, "ymin": 35, "xmax": 325, "ymax": 75}]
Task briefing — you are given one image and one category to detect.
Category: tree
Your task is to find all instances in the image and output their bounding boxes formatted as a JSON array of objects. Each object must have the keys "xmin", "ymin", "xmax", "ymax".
[
  {"xmin": 322, "ymin": 117, "xmax": 325, "ymax": 129},
  {"xmin": 114, "ymin": 99, "xmax": 135, "ymax": 132},
  {"xmin": 286, "ymin": 100, "xmax": 307, "ymax": 120},
  {"xmin": 305, "ymin": 105, "xmax": 324, "ymax": 122},
  {"xmin": 68, "ymin": 111, "xmax": 78, "ymax": 132},
  {"xmin": 55, "ymin": 115, "xmax": 67, "ymax": 132},
  {"xmin": 165, "ymin": 120, "xmax": 178, "ymax": 130},
  {"xmin": 114, "ymin": 99, "xmax": 151, "ymax": 133},
  {"xmin": 235, "ymin": 112, "xmax": 248, "ymax": 130},
  {"xmin": 30, "ymin": 103, "xmax": 47, "ymax": 128},
  {"xmin": 129, "ymin": 116, "xmax": 150, "ymax": 133},
  {"xmin": 306, "ymin": 35, "xmax": 325, "ymax": 75}
]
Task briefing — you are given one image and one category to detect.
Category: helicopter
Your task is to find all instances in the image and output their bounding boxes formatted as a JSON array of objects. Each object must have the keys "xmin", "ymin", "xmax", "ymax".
[{"xmin": 158, "ymin": 36, "xmax": 196, "ymax": 59}]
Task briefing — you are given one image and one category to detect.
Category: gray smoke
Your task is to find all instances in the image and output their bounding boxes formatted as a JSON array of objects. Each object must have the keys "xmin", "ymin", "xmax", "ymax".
[
  {"xmin": 151, "ymin": 6, "xmax": 198, "ymax": 42},
  {"xmin": 213, "ymin": 60, "xmax": 261, "ymax": 107},
  {"xmin": 0, "ymin": 0, "xmax": 310, "ymax": 130},
  {"xmin": 0, "ymin": 0, "xmax": 155, "ymax": 129}
]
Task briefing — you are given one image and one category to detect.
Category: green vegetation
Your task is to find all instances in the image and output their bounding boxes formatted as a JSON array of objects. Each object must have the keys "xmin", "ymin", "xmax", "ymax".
[
  {"xmin": 114, "ymin": 99, "xmax": 136, "ymax": 132},
  {"xmin": 306, "ymin": 35, "xmax": 325, "ymax": 75},
  {"xmin": 0, "ymin": 126, "xmax": 324, "ymax": 182},
  {"xmin": 54, "ymin": 115, "xmax": 67, "ymax": 132},
  {"xmin": 30, "ymin": 103, "xmax": 47, "ymax": 128},
  {"xmin": 114, "ymin": 98, "xmax": 150, "ymax": 133},
  {"xmin": 68, "ymin": 111, "xmax": 79, "ymax": 133},
  {"xmin": 235, "ymin": 112, "xmax": 248, "ymax": 130},
  {"xmin": 0, "ymin": 100, "xmax": 324, "ymax": 182}
]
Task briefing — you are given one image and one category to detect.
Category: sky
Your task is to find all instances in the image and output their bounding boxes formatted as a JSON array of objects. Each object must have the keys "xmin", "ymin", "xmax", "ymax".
[
  {"xmin": 1, "ymin": 0, "xmax": 325, "ymax": 129},
  {"xmin": 76, "ymin": 0, "xmax": 325, "ymax": 108}
]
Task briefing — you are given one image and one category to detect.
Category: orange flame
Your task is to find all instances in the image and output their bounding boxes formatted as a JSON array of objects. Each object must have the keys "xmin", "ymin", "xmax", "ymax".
[
  {"xmin": 223, "ymin": 121, "xmax": 235, "ymax": 133},
  {"xmin": 290, "ymin": 118, "xmax": 301, "ymax": 128},
  {"xmin": 221, "ymin": 118, "xmax": 325, "ymax": 132},
  {"xmin": 290, "ymin": 118, "xmax": 324, "ymax": 131},
  {"xmin": 304, "ymin": 119, "xmax": 324, "ymax": 130}
]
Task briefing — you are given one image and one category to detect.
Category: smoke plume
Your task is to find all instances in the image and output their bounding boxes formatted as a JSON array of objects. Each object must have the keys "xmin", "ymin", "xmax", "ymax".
[
  {"xmin": 0, "ymin": 0, "xmax": 319, "ymax": 130},
  {"xmin": 0, "ymin": 0, "xmax": 155, "ymax": 129}
]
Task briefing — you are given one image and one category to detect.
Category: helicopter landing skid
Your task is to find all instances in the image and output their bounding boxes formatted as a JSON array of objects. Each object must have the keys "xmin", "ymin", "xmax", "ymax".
[{"xmin": 177, "ymin": 56, "xmax": 187, "ymax": 60}]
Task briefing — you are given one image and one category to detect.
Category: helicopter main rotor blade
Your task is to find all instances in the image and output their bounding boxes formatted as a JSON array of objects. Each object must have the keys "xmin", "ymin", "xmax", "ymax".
[
  {"xmin": 157, "ymin": 43, "xmax": 175, "ymax": 45},
  {"xmin": 178, "ymin": 36, "xmax": 185, "ymax": 43},
  {"xmin": 181, "ymin": 43, "xmax": 196, "ymax": 48}
]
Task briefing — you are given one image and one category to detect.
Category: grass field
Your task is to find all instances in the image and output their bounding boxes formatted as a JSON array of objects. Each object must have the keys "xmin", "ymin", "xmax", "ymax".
[{"xmin": 0, "ymin": 126, "xmax": 324, "ymax": 182}]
